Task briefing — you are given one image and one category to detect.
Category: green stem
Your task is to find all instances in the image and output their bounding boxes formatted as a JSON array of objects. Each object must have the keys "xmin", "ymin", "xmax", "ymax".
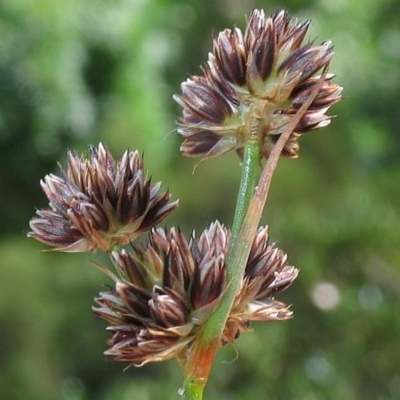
[
  {"xmin": 182, "ymin": 67, "xmax": 330, "ymax": 400},
  {"xmin": 202, "ymin": 140, "xmax": 261, "ymax": 343},
  {"xmin": 182, "ymin": 140, "xmax": 260, "ymax": 400},
  {"xmin": 230, "ymin": 142, "xmax": 261, "ymax": 253},
  {"xmin": 182, "ymin": 102, "xmax": 265, "ymax": 400},
  {"xmin": 182, "ymin": 378, "xmax": 206, "ymax": 400}
]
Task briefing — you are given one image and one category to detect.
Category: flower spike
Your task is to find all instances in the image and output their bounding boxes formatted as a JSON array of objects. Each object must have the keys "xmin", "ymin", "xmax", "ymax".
[
  {"xmin": 174, "ymin": 9, "xmax": 342, "ymax": 160},
  {"xmin": 28, "ymin": 143, "xmax": 178, "ymax": 252},
  {"xmin": 93, "ymin": 222, "xmax": 298, "ymax": 366}
]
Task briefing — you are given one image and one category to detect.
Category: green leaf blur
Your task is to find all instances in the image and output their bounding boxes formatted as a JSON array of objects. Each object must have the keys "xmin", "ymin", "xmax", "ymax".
[{"xmin": 1, "ymin": 0, "xmax": 399, "ymax": 399}]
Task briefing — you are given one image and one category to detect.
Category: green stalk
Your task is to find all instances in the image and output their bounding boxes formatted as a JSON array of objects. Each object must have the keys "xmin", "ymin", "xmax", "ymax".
[
  {"xmin": 182, "ymin": 67, "xmax": 330, "ymax": 400},
  {"xmin": 201, "ymin": 98, "xmax": 279, "ymax": 343},
  {"xmin": 182, "ymin": 378, "xmax": 206, "ymax": 400},
  {"xmin": 202, "ymin": 140, "xmax": 261, "ymax": 342},
  {"xmin": 230, "ymin": 142, "xmax": 261, "ymax": 249},
  {"xmin": 182, "ymin": 101, "xmax": 265, "ymax": 400},
  {"xmin": 182, "ymin": 140, "xmax": 260, "ymax": 400}
]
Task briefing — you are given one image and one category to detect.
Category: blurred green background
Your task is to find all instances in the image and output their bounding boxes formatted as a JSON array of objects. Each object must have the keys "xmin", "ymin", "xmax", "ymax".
[{"xmin": 1, "ymin": 0, "xmax": 399, "ymax": 399}]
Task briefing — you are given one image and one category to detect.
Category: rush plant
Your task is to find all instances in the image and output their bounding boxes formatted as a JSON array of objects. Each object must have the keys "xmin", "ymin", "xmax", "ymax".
[{"xmin": 28, "ymin": 9, "xmax": 342, "ymax": 400}]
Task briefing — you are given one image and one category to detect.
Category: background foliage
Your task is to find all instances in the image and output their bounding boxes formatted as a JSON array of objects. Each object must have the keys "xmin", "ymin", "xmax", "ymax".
[{"xmin": 1, "ymin": 0, "xmax": 399, "ymax": 399}]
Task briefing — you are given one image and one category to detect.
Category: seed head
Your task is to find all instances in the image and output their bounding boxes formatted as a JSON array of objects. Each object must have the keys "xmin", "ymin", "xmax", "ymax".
[
  {"xmin": 28, "ymin": 143, "xmax": 178, "ymax": 252},
  {"xmin": 93, "ymin": 222, "xmax": 298, "ymax": 366},
  {"xmin": 174, "ymin": 9, "xmax": 342, "ymax": 160}
]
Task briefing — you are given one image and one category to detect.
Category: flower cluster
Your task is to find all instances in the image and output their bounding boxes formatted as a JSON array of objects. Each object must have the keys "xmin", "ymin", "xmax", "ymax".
[
  {"xmin": 27, "ymin": 8, "xmax": 341, "ymax": 378},
  {"xmin": 174, "ymin": 9, "xmax": 342, "ymax": 159},
  {"xmin": 93, "ymin": 222, "xmax": 298, "ymax": 366},
  {"xmin": 28, "ymin": 143, "xmax": 178, "ymax": 252}
]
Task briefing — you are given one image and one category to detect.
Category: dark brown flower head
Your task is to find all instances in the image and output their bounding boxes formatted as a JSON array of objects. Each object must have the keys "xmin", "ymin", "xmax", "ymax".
[
  {"xmin": 28, "ymin": 143, "xmax": 178, "ymax": 252},
  {"xmin": 93, "ymin": 222, "xmax": 298, "ymax": 366},
  {"xmin": 174, "ymin": 9, "xmax": 342, "ymax": 160}
]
